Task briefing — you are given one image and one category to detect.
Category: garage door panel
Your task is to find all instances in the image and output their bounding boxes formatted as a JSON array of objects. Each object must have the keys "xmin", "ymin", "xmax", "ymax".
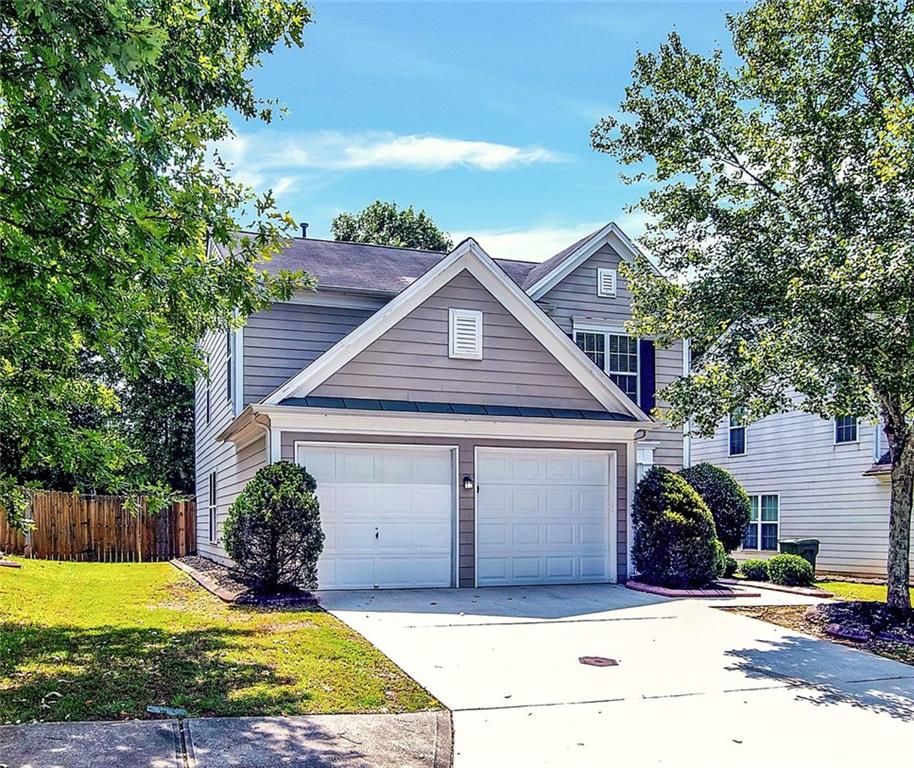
[
  {"xmin": 297, "ymin": 444, "xmax": 455, "ymax": 590},
  {"xmin": 477, "ymin": 448, "xmax": 614, "ymax": 586}
]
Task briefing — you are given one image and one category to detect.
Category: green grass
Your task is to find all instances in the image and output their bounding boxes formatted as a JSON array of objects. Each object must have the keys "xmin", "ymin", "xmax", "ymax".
[
  {"xmin": 0, "ymin": 559, "xmax": 437, "ymax": 723},
  {"xmin": 818, "ymin": 580, "xmax": 914, "ymax": 603}
]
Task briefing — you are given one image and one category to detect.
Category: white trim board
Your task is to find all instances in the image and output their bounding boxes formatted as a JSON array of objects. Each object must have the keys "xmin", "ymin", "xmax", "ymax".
[
  {"xmin": 526, "ymin": 221, "xmax": 661, "ymax": 300},
  {"xmin": 260, "ymin": 238, "xmax": 650, "ymax": 422}
]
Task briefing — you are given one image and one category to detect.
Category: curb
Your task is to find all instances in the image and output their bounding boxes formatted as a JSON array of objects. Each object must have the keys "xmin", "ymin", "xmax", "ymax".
[
  {"xmin": 718, "ymin": 578, "xmax": 833, "ymax": 598},
  {"xmin": 625, "ymin": 579, "xmax": 761, "ymax": 598},
  {"xmin": 170, "ymin": 558, "xmax": 241, "ymax": 603}
]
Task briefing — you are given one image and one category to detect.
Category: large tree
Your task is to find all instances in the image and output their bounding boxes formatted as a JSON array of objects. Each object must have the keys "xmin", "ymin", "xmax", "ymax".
[
  {"xmin": 0, "ymin": 0, "xmax": 314, "ymax": 524},
  {"xmin": 593, "ymin": 0, "xmax": 914, "ymax": 609},
  {"xmin": 331, "ymin": 200, "xmax": 453, "ymax": 252}
]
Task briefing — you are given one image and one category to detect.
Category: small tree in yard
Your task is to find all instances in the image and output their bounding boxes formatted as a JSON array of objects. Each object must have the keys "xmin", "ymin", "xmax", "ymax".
[
  {"xmin": 593, "ymin": 0, "xmax": 914, "ymax": 610},
  {"xmin": 223, "ymin": 462, "xmax": 324, "ymax": 594},
  {"xmin": 679, "ymin": 463, "xmax": 751, "ymax": 553},
  {"xmin": 632, "ymin": 466, "xmax": 719, "ymax": 588}
]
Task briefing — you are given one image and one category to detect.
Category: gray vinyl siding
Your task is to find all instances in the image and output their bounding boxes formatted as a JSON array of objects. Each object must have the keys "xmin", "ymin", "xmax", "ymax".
[
  {"xmin": 194, "ymin": 326, "xmax": 267, "ymax": 564},
  {"xmin": 691, "ymin": 410, "xmax": 912, "ymax": 577},
  {"xmin": 280, "ymin": 431, "xmax": 629, "ymax": 587},
  {"xmin": 243, "ymin": 302, "xmax": 378, "ymax": 405},
  {"xmin": 538, "ymin": 244, "xmax": 684, "ymax": 470},
  {"xmin": 313, "ymin": 270, "xmax": 604, "ymax": 410}
]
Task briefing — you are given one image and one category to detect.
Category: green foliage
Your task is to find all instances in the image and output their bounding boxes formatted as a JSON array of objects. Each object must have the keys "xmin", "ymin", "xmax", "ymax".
[
  {"xmin": 593, "ymin": 0, "xmax": 914, "ymax": 609},
  {"xmin": 768, "ymin": 553, "xmax": 815, "ymax": 587},
  {"xmin": 632, "ymin": 466, "xmax": 719, "ymax": 588},
  {"xmin": 223, "ymin": 462, "xmax": 324, "ymax": 593},
  {"xmin": 679, "ymin": 463, "xmax": 751, "ymax": 552},
  {"xmin": 724, "ymin": 555, "xmax": 738, "ymax": 578},
  {"xmin": 331, "ymin": 200, "xmax": 453, "ymax": 252},
  {"xmin": 0, "ymin": 0, "xmax": 314, "ymax": 525},
  {"xmin": 712, "ymin": 539, "xmax": 728, "ymax": 579},
  {"xmin": 740, "ymin": 559, "xmax": 770, "ymax": 582}
]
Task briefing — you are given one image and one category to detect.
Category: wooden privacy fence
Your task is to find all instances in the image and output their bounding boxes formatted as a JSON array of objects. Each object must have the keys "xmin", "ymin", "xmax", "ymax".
[{"xmin": 0, "ymin": 491, "xmax": 196, "ymax": 562}]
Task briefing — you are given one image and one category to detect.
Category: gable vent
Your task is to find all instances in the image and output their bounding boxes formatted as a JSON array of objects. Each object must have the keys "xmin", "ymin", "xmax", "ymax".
[
  {"xmin": 449, "ymin": 308, "xmax": 483, "ymax": 360},
  {"xmin": 597, "ymin": 268, "xmax": 617, "ymax": 297}
]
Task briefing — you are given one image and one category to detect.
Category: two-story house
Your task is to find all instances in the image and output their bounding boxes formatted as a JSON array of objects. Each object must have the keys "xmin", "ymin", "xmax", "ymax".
[
  {"xmin": 195, "ymin": 223, "xmax": 685, "ymax": 589},
  {"xmin": 690, "ymin": 409, "xmax": 911, "ymax": 578}
]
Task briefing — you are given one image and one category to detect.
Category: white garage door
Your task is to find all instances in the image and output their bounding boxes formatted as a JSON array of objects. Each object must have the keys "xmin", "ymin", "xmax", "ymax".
[
  {"xmin": 476, "ymin": 448, "xmax": 615, "ymax": 586},
  {"xmin": 296, "ymin": 443, "xmax": 455, "ymax": 590}
]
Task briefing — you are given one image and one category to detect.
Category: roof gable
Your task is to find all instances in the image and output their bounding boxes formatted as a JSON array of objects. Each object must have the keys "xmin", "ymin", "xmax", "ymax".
[{"xmin": 262, "ymin": 239, "xmax": 651, "ymax": 421}]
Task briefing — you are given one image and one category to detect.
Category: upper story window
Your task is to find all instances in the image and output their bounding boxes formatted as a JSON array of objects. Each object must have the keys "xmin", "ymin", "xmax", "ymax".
[
  {"xmin": 596, "ymin": 268, "xmax": 617, "ymax": 297},
  {"xmin": 225, "ymin": 328, "xmax": 234, "ymax": 403},
  {"xmin": 742, "ymin": 494, "xmax": 779, "ymax": 551},
  {"xmin": 835, "ymin": 416, "xmax": 857, "ymax": 444},
  {"xmin": 575, "ymin": 330, "xmax": 639, "ymax": 403},
  {"xmin": 448, "ymin": 308, "xmax": 483, "ymax": 360},
  {"xmin": 728, "ymin": 410, "xmax": 746, "ymax": 456}
]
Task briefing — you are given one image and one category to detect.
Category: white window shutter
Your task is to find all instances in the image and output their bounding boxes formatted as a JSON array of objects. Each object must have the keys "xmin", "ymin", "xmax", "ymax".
[
  {"xmin": 449, "ymin": 308, "xmax": 483, "ymax": 359},
  {"xmin": 597, "ymin": 268, "xmax": 617, "ymax": 297}
]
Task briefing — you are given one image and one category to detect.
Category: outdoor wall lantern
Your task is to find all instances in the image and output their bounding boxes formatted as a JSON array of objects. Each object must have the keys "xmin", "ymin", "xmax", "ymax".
[{"xmin": 463, "ymin": 475, "xmax": 474, "ymax": 491}]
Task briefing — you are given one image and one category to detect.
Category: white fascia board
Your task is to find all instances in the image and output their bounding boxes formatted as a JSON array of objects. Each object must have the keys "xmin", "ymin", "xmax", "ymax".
[
  {"xmin": 527, "ymin": 222, "xmax": 660, "ymax": 300},
  {"xmin": 253, "ymin": 404, "xmax": 654, "ymax": 443},
  {"xmin": 260, "ymin": 239, "xmax": 477, "ymax": 405}
]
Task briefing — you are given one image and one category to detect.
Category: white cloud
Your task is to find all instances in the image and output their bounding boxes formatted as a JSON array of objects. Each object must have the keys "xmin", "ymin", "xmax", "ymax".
[
  {"xmin": 456, "ymin": 212, "xmax": 653, "ymax": 263},
  {"xmin": 212, "ymin": 130, "xmax": 563, "ymax": 177}
]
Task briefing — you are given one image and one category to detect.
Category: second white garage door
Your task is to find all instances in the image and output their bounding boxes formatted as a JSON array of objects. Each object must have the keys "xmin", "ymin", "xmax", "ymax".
[
  {"xmin": 476, "ymin": 448, "xmax": 615, "ymax": 586},
  {"xmin": 296, "ymin": 443, "xmax": 455, "ymax": 590}
]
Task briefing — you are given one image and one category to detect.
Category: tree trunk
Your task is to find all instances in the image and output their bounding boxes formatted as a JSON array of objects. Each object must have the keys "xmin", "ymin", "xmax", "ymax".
[{"xmin": 883, "ymin": 398, "xmax": 913, "ymax": 611}]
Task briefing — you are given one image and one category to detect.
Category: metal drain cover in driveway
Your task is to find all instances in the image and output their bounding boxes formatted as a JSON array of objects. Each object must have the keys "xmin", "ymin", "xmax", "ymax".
[{"xmin": 579, "ymin": 656, "xmax": 618, "ymax": 667}]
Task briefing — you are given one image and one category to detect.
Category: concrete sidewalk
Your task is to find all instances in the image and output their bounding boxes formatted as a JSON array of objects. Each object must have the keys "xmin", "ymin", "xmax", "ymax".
[{"xmin": 0, "ymin": 711, "xmax": 451, "ymax": 768}]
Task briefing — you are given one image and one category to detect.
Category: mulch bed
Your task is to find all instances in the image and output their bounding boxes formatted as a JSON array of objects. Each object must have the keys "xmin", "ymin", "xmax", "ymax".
[
  {"xmin": 173, "ymin": 555, "xmax": 319, "ymax": 606},
  {"xmin": 723, "ymin": 602, "xmax": 914, "ymax": 666}
]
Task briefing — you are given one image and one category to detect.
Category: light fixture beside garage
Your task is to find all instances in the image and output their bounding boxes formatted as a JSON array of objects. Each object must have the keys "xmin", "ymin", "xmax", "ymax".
[{"xmin": 463, "ymin": 475, "xmax": 474, "ymax": 491}]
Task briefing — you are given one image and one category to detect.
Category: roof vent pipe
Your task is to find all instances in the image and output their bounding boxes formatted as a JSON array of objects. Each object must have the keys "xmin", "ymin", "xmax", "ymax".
[{"xmin": 300, "ymin": 222, "xmax": 309, "ymax": 238}]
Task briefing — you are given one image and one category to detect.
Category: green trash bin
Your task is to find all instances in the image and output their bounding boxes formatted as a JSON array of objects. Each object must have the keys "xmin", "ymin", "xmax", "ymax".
[{"xmin": 778, "ymin": 538, "xmax": 820, "ymax": 570}]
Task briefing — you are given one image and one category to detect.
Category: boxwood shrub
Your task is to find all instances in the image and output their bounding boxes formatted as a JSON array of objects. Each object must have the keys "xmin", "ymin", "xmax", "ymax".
[
  {"xmin": 740, "ymin": 558, "xmax": 769, "ymax": 581},
  {"xmin": 679, "ymin": 463, "xmax": 751, "ymax": 553},
  {"xmin": 632, "ymin": 466, "xmax": 719, "ymax": 588},
  {"xmin": 724, "ymin": 555, "xmax": 739, "ymax": 578},
  {"xmin": 768, "ymin": 553, "xmax": 815, "ymax": 586}
]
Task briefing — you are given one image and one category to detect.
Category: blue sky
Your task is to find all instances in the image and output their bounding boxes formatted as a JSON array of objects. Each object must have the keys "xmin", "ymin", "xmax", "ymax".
[{"xmin": 222, "ymin": 1, "xmax": 745, "ymax": 261}]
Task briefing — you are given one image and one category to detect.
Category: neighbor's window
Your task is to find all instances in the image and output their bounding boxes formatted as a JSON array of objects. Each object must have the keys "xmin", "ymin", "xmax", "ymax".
[
  {"xmin": 743, "ymin": 494, "xmax": 779, "ymax": 551},
  {"xmin": 835, "ymin": 416, "xmax": 857, "ymax": 444},
  {"xmin": 226, "ymin": 327, "xmax": 233, "ymax": 402},
  {"xmin": 574, "ymin": 330, "xmax": 639, "ymax": 403},
  {"xmin": 728, "ymin": 411, "xmax": 746, "ymax": 456},
  {"xmin": 208, "ymin": 471, "xmax": 218, "ymax": 543}
]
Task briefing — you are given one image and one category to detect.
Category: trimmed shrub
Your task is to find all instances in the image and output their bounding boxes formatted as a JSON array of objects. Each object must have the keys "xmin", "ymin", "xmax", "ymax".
[
  {"xmin": 768, "ymin": 553, "xmax": 815, "ymax": 587},
  {"xmin": 223, "ymin": 461, "xmax": 324, "ymax": 593},
  {"xmin": 679, "ymin": 463, "xmax": 751, "ymax": 553},
  {"xmin": 724, "ymin": 555, "xmax": 739, "ymax": 578},
  {"xmin": 740, "ymin": 559, "xmax": 769, "ymax": 581},
  {"xmin": 632, "ymin": 466, "xmax": 719, "ymax": 588},
  {"xmin": 712, "ymin": 539, "xmax": 728, "ymax": 579}
]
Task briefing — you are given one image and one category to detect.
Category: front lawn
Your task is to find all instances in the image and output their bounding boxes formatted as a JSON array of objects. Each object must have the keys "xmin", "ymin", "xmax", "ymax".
[
  {"xmin": 818, "ymin": 580, "xmax": 914, "ymax": 603},
  {"xmin": 0, "ymin": 559, "xmax": 437, "ymax": 723}
]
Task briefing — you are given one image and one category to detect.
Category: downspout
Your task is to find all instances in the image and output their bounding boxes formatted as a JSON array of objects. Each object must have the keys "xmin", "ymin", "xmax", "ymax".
[
  {"xmin": 253, "ymin": 413, "xmax": 272, "ymax": 465},
  {"xmin": 626, "ymin": 428, "xmax": 648, "ymax": 581}
]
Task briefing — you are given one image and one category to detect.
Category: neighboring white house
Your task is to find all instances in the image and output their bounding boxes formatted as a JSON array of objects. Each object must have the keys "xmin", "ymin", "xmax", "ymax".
[{"xmin": 689, "ymin": 407, "xmax": 913, "ymax": 578}]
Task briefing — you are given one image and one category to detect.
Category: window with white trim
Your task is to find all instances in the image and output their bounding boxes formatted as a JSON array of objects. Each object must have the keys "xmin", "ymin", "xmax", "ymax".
[
  {"xmin": 835, "ymin": 416, "xmax": 857, "ymax": 444},
  {"xmin": 574, "ymin": 329, "xmax": 639, "ymax": 403},
  {"xmin": 225, "ymin": 327, "xmax": 234, "ymax": 403},
  {"xmin": 728, "ymin": 411, "xmax": 746, "ymax": 456},
  {"xmin": 742, "ymin": 494, "xmax": 779, "ymax": 551},
  {"xmin": 636, "ymin": 445, "xmax": 656, "ymax": 483},
  {"xmin": 597, "ymin": 268, "xmax": 617, "ymax": 297},
  {"xmin": 207, "ymin": 471, "xmax": 218, "ymax": 543},
  {"xmin": 449, "ymin": 308, "xmax": 483, "ymax": 359}
]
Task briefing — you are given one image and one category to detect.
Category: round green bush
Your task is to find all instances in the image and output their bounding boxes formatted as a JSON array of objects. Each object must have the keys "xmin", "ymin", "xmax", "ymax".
[
  {"xmin": 740, "ymin": 558, "xmax": 769, "ymax": 581},
  {"xmin": 768, "ymin": 553, "xmax": 815, "ymax": 586},
  {"xmin": 678, "ymin": 463, "xmax": 752, "ymax": 553},
  {"xmin": 724, "ymin": 555, "xmax": 739, "ymax": 578},
  {"xmin": 632, "ymin": 466, "xmax": 719, "ymax": 588},
  {"xmin": 223, "ymin": 461, "xmax": 324, "ymax": 593}
]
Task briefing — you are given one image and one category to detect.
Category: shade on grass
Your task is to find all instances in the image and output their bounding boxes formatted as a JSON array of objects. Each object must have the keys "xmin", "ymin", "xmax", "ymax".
[{"xmin": 0, "ymin": 560, "xmax": 437, "ymax": 723}]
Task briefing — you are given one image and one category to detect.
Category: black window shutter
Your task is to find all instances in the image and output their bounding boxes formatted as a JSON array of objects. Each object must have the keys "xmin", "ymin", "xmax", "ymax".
[{"xmin": 639, "ymin": 339, "xmax": 655, "ymax": 413}]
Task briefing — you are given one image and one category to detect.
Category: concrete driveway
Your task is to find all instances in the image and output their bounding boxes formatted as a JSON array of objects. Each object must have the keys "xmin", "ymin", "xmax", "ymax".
[{"xmin": 320, "ymin": 585, "xmax": 914, "ymax": 767}]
